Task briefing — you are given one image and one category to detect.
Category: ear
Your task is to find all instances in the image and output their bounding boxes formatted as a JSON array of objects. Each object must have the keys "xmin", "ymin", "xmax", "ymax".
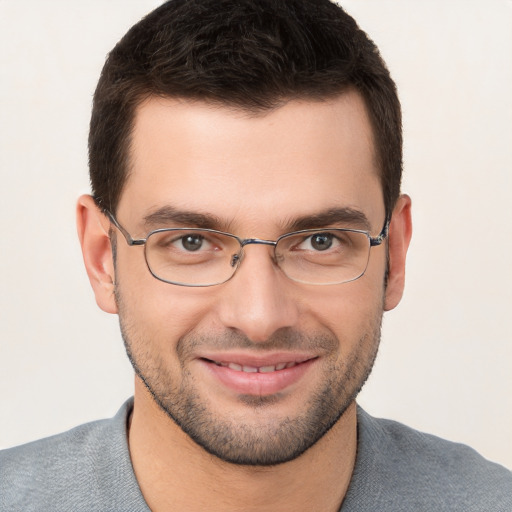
[
  {"xmin": 76, "ymin": 195, "xmax": 118, "ymax": 314},
  {"xmin": 384, "ymin": 194, "xmax": 412, "ymax": 311}
]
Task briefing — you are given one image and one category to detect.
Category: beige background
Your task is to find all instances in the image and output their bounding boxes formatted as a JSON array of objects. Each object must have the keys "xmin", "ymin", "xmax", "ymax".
[{"xmin": 1, "ymin": 1, "xmax": 511, "ymax": 469}]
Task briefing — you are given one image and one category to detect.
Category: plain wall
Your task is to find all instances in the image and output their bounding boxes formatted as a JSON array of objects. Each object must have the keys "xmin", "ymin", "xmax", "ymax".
[{"xmin": 1, "ymin": 1, "xmax": 511, "ymax": 469}]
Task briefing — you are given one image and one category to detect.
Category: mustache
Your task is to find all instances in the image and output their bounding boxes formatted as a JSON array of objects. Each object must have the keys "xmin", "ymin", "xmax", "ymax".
[{"xmin": 176, "ymin": 327, "xmax": 339, "ymax": 358}]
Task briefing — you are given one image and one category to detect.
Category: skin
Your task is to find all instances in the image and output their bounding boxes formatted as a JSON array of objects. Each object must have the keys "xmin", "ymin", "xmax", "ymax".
[{"xmin": 77, "ymin": 91, "xmax": 412, "ymax": 511}]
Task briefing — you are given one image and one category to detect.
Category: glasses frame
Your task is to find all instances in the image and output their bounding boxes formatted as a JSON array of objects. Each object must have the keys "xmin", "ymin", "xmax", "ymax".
[{"xmin": 105, "ymin": 210, "xmax": 389, "ymax": 287}]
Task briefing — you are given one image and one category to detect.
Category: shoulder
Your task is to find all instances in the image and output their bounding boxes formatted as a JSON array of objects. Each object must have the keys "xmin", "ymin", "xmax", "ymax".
[
  {"xmin": 342, "ymin": 407, "xmax": 512, "ymax": 511},
  {"xmin": 0, "ymin": 398, "xmax": 147, "ymax": 512}
]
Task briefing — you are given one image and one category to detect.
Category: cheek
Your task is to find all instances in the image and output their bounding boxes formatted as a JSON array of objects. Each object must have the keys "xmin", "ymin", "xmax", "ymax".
[
  {"xmin": 301, "ymin": 274, "xmax": 385, "ymax": 348},
  {"xmin": 116, "ymin": 256, "xmax": 219, "ymax": 348}
]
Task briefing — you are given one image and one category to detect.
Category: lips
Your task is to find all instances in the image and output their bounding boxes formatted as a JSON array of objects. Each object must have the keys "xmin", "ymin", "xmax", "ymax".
[
  {"xmin": 211, "ymin": 360, "xmax": 300, "ymax": 373},
  {"xmin": 198, "ymin": 354, "xmax": 317, "ymax": 396}
]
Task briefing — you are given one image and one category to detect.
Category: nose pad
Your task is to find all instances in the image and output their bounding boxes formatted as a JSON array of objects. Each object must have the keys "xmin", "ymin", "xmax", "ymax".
[{"xmin": 230, "ymin": 251, "xmax": 243, "ymax": 268}]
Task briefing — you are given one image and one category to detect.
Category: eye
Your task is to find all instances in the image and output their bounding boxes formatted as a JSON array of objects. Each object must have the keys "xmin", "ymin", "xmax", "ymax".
[
  {"xmin": 296, "ymin": 232, "xmax": 344, "ymax": 252},
  {"xmin": 309, "ymin": 233, "xmax": 333, "ymax": 251},
  {"xmin": 181, "ymin": 234, "xmax": 205, "ymax": 251},
  {"xmin": 153, "ymin": 231, "xmax": 217, "ymax": 253}
]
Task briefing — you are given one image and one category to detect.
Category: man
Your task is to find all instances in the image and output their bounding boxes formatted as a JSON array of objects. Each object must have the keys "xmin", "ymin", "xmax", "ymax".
[{"xmin": 1, "ymin": 0, "xmax": 510, "ymax": 510}]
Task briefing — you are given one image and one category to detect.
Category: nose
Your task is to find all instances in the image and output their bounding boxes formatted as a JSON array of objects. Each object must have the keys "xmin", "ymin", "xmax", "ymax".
[{"xmin": 216, "ymin": 244, "xmax": 300, "ymax": 343}]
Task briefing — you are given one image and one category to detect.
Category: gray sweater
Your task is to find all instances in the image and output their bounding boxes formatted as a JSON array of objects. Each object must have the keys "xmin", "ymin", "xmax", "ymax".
[{"xmin": 1, "ymin": 399, "xmax": 511, "ymax": 511}]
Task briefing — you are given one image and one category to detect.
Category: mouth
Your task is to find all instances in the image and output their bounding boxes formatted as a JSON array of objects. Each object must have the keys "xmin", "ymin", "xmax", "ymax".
[
  {"xmin": 198, "ymin": 355, "xmax": 318, "ymax": 396},
  {"xmin": 206, "ymin": 359, "xmax": 305, "ymax": 373}
]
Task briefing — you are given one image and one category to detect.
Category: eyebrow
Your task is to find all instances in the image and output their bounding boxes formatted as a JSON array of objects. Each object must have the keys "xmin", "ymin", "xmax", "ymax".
[
  {"xmin": 284, "ymin": 208, "xmax": 372, "ymax": 232},
  {"xmin": 143, "ymin": 206, "xmax": 225, "ymax": 231},
  {"xmin": 142, "ymin": 205, "xmax": 372, "ymax": 234}
]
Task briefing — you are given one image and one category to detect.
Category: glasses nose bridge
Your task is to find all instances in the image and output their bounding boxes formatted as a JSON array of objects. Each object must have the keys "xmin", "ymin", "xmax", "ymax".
[
  {"xmin": 240, "ymin": 238, "xmax": 277, "ymax": 249},
  {"xmin": 231, "ymin": 238, "xmax": 278, "ymax": 269}
]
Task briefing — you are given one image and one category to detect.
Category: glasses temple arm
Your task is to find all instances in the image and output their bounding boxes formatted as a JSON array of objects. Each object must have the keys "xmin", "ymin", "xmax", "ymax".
[
  {"xmin": 103, "ymin": 209, "xmax": 146, "ymax": 246},
  {"xmin": 369, "ymin": 217, "xmax": 390, "ymax": 246}
]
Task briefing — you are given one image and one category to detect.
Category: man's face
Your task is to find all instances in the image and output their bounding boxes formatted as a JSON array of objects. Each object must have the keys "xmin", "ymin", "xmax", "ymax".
[{"xmin": 112, "ymin": 92, "xmax": 390, "ymax": 465}]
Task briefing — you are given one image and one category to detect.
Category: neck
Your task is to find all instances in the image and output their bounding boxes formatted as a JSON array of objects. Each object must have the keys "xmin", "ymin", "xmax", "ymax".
[{"xmin": 128, "ymin": 379, "xmax": 357, "ymax": 512}]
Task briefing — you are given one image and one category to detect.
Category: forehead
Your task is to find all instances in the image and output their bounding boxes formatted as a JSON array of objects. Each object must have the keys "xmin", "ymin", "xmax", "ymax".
[{"xmin": 118, "ymin": 92, "xmax": 384, "ymax": 234}]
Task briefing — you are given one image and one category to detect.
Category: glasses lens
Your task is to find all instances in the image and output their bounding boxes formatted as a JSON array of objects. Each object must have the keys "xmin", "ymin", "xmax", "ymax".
[
  {"xmin": 276, "ymin": 229, "xmax": 371, "ymax": 285},
  {"xmin": 145, "ymin": 229, "xmax": 241, "ymax": 286}
]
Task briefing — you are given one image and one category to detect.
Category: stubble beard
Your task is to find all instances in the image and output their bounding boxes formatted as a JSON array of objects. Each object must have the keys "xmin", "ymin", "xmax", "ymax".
[{"xmin": 117, "ymin": 292, "xmax": 383, "ymax": 466}]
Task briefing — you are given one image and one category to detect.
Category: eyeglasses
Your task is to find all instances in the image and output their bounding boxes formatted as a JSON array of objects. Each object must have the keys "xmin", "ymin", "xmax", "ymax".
[{"xmin": 106, "ymin": 211, "xmax": 389, "ymax": 287}]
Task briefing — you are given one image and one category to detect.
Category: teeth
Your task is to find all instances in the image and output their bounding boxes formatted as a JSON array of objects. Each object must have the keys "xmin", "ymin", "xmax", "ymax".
[{"xmin": 214, "ymin": 360, "xmax": 298, "ymax": 373}]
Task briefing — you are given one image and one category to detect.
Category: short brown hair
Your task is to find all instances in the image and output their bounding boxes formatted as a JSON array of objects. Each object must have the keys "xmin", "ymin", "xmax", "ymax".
[{"xmin": 89, "ymin": 0, "xmax": 402, "ymax": 217}]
